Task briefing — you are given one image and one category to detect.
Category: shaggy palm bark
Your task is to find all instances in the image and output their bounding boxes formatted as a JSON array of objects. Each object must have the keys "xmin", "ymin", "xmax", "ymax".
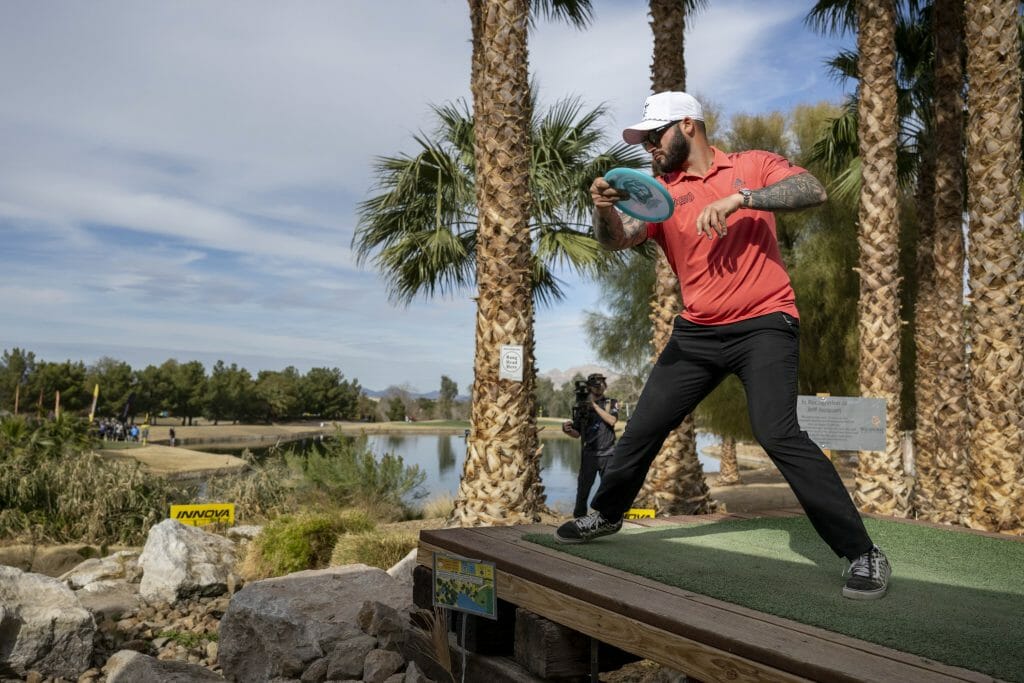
[
  {"xmin": 963, "ymin": 0, "xmax": 1024, "ymax": 533},
  {"xmin": 716, "ymin": 436, "xmax": 742, "ymax": 486},
  {"xmin": 914, "ymin": 0, "xmax": 969, "ymax": 524},
  {"xmin": 853, "ymin": 0, "xmax": 911, "ymax": 516},
  {"xmin": 453, "ymin": 0, "xmax": 545, "ymax": 526},
  {"xmin": 633, "ymin": 0, "xmax": 715, "ymax": 516}
]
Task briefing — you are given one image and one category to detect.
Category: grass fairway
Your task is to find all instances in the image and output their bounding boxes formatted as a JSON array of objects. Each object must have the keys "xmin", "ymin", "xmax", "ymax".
[{"xmin": 528, "ymin": 517, "xmax": 1024, "ymax": 682}]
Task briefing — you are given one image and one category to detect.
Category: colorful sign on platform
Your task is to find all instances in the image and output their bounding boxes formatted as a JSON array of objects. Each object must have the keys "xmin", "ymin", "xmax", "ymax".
[
  {"xmin": 170, "ymin": 503, "xmax": 235, "ymax": 527},
  {"xmin": 433, "ymin": 553, "xmax": 496, "ymax": 619},
  {"xmin": 624, "ymin": 508, "xmax": 655, "ymax": 520}
]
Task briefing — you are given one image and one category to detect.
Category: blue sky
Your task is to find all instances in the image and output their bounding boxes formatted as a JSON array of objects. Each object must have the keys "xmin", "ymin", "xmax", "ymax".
[{"xmin": 0, "ymin": 0, "xmax": 853, "ymax": 394}]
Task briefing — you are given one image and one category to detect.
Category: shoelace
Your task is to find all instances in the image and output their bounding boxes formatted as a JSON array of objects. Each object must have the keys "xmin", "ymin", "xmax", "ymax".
[
  {"xmin": 575, "ymin": 511, "xmax": 604, "ymax": 531},
  {"xmin": 846, "ymin": 547, "xmax": 880, "ymax": 579}
]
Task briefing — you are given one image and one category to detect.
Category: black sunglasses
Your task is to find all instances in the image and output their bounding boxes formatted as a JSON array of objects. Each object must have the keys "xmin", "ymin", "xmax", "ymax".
[{"xmin": 644, "ymin": 120, "xmax": 679, "ymax": 147}]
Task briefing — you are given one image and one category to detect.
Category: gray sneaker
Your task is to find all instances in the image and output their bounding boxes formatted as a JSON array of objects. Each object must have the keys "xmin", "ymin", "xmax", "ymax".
[
  {"xmin": 842, "ymin": 545, "xmax": 891, "ymax": 600},
  {"xmin": 554, "ymin": 511, "xmax": 623, "ymax": 544}
]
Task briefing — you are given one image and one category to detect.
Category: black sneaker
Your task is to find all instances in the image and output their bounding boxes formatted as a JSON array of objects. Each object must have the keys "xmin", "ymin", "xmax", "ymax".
[
  {"xmin": 554, "ymin": 511, "xmax": 622, "ymax": 544},
  {"xmin": 842, "ymin": 545, "xmax": 891, "ymax": 600}
]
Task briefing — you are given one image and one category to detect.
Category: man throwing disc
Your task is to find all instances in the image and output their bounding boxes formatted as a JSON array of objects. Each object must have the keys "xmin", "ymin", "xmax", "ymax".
[{"xmin": 554, "ymin": 91, "xmax": 891, "ymax": 601}]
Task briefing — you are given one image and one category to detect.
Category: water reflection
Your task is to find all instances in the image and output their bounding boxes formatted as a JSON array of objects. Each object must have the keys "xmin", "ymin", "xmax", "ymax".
[{"xmin": 200, "ymin": 431, "xmax": 718, "ymax": 514}]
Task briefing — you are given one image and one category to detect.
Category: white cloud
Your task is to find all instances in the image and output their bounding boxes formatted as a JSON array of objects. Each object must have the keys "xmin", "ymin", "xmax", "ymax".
[{"xmin": 0, "ymin": 0, "xmax": 850, "ymax": 392}]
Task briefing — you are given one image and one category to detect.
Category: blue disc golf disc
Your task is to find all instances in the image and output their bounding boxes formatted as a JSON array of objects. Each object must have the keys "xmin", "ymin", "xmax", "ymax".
[{"xmin": 604, "ymin": 167, "xmax": 674, "ymax": 222}]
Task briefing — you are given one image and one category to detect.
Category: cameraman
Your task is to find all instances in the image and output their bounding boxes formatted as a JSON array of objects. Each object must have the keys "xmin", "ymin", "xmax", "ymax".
[{"xmin": 561, "ymin": 373, "xmax": 619, "ymax": 518}]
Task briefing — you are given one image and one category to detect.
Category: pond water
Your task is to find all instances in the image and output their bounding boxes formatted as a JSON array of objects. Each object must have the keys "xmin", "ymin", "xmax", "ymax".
[{"xmin": 199, "ymin": 431, "xmax": 720, "ymax": 515}]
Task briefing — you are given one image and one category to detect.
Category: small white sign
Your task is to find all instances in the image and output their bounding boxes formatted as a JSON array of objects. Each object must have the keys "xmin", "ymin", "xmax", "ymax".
[{"xmin": 499, "ymin": 344, "xmax": 524, "ymax": 382}]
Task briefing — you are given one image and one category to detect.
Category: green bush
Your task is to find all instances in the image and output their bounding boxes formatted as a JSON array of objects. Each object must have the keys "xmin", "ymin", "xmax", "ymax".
[
  {"xmin": 249, "ymin": 513, "xmax": 349, "ymax": 578},
  {"xmin": 0, "ymin": 416, "xmax": 183, "ymax": 544},
  {"xmin": 284, "ymin": 433, "xmax": 426, "ymax": 519}
]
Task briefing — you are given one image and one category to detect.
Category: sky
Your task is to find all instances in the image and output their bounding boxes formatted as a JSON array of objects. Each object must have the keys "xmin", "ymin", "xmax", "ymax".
[{"xmin": 0, "ymin": 0, "xmax": 854, "ymax": 395}]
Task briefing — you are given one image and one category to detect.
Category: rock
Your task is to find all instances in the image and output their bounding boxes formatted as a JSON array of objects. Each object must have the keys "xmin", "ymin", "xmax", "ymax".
[
  {"xmin": 0, "ymin": 566, "xmax": 95, "ymax": 679},
  {"xmin": 103, "ymin": 649, "xmax": 225, "ymax": 682},
  {"xmin": 363, "ymin": 649, "xmax": 405, "ymax": 683},
  {"xmin": 299, "ymin": 657, "xmax": 329, "ymax": 682},
  {"xmin": 74, "ymin": 580, "xmax": 141, "ymax": 622},
  {"xmin": 217, "ymin": 565, "xmax": 411, "ymax": 683},
  {"xmin": 325, "ymin": 633, "xmax": 376, "ymax": 680},
  {"xmin": 403, "ymin": 661, "xmax": 434, "ymax": 683},
  {"xmin": 357, "ymin": 601, "xmax": 406, "ymax": 651},
  {"xmin": 225, "ymin": 525, "xmax": 262, "ymax": 541},
  {"xmin": 138, "ymin": 520, "xmax": 236, "ymax": 603},
  {"xmin": 385, "ymin": 549, "xmax": 418, "ymax": 589},
  {"xmin": 60, "ymin": 551, "xmax": 142, "ymax": 589}
]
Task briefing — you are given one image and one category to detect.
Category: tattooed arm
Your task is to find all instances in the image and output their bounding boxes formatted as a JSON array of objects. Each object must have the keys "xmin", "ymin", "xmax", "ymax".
[
  {"xmin": 747, "ymin": 173, "xmax": 828, "ymax": 211},
  {"xmin": 590, "ymin": 177, "xmax": 649, "ymax": 251},
  {"xmin": 695, "ymin": 172, "xmax": 827, "ymax": 240}
]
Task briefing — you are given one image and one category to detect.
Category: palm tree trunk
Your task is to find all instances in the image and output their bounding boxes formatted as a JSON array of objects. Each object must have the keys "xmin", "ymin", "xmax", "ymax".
[
  {"xmin": 716, "ymin": 436, "xmax": 742, "ymax": 486},
  {"xmin": 853, "ymin": 0, "xmax": 911, "ymax": 517},
  {"xmin": 632, "ymin": 0, "xmax": 716, "ymax": 517},
  {"xmin": 914, "ymin": 0, "xmax": 969, "ymax": 524},
  {"xmin": 963, "ymin": 0, "xmax": 1024, "ymax": 533},
  {"xmin": 453, "ymin": 0, "xmax": 545, "ymax": 526}
]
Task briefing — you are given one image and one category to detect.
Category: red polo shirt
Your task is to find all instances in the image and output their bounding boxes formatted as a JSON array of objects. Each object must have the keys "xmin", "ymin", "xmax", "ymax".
[{"xmin": 647, "ymin": 147, "xmax": 805, "ymax": 325}]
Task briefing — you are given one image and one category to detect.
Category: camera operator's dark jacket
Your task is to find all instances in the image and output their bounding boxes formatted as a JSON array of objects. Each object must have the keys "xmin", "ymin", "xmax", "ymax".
[{"xmin": 581, "ymin": 397, "xmax": 618, "ymax": 457}]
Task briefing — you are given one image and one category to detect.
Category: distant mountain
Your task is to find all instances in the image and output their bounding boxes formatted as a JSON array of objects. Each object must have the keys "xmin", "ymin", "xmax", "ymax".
[{"xmin": 540, "ymin": 364, "xmax": 619, "ymax": 389}]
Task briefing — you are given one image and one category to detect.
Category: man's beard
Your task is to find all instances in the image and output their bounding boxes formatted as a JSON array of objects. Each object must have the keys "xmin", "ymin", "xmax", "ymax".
[{"xmin": 652, "ymin": 134, "xmax": 690, "ymax": 176}]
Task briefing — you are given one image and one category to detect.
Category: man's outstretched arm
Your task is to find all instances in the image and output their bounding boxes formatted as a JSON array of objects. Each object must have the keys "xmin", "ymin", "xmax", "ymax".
[{"xmin": 747, "ymin": 172, "xmax": 828, "ymax": 211}]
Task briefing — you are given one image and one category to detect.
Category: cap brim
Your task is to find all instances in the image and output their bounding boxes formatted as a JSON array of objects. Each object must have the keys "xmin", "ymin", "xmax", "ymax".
[{"xmin": 622, "ymin": 119, "xmax": 671, "ymax": 145}]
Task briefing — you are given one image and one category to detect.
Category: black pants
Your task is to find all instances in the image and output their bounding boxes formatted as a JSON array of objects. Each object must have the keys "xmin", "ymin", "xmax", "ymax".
[
  {"xmin": 574, "ymin": 450, "xmax": 611, "ymax": 517},
  {"xmin": 591, "ymin": 313, "xmax": 873, "ymax": 561}
]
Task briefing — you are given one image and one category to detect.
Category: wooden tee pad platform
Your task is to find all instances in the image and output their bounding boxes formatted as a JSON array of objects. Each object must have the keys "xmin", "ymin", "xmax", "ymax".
[{"xmin": 416, "ymin": 509, "xmax": 1002, "ymax": 683}]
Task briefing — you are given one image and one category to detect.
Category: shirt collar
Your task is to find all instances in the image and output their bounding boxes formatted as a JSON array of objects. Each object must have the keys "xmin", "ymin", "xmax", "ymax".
[{"xmin": 662, "ymin": 146, "xmax": 733, "ymax": 184}]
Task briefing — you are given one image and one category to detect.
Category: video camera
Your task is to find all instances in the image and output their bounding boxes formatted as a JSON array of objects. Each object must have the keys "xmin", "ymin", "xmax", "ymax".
[{"xmin": 571, "ymin": 375, "xmax": 604, "ymax": 432}]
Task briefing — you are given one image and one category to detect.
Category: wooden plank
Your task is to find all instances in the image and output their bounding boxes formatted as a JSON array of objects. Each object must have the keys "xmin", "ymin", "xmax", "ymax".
[{"xmin": 419, "ymin": 526, "xmax": 997, "ymax": 683}]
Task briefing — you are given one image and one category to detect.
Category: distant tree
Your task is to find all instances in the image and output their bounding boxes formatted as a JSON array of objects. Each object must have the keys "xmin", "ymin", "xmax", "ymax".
[
  {"xmin": 29, "ymin": 360, "xmax": 89, "ymax": 414},
  {"xmin": 85, "ymin": 357, "xmax": 134, "ymax": 419},
  {"xmin": 414, "ymin": 397, "xmax": 436, "ymax": 420},
  {"xmin": 255, "ymin": 368, "xmax": 302, "ymax": 423},
  {"xmin": 0, "ymin": 348, "xmax": 37, "ymax": 413},
  {"xmin": 301, "ymin": 367, "xmax": 362, "ymax": 420},
  {"xmin": 204, "ymin": 360, "xmax": 234, "ymax": 425},
  {"xmin": 356, "ymin": 394, "xmax": 379, "ymax": 422},
  {"xmin": 175, "ymin": 361, "xmax": 207, "ymax": 426},
  {"xmin": 438, "ymin": 376, "xmax": 458, "ymax": 420},
  {"xmin": 534, "ymin": 375, "xmax": 556, "ymax": 418},
  {"xmin": 386, "ymin": 396, "xmax": 406, "ymax": 422}
]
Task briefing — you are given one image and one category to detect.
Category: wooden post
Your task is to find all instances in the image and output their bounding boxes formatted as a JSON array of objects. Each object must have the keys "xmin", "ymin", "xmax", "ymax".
[{"xmin": 13, "ymin": 384, "xmax": 19, "ymax": 415}]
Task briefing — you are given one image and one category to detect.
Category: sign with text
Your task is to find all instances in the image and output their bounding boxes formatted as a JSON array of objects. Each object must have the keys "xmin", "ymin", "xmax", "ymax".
[
  {"xmin": 797, "ymin": 396, "xmax": 886, "ymax": 452},
  {"xmin": 624, "ymin": 508, "xmax": 655, "ymax": 520},
  {"xmin": 433, "ymin": 553, "xmax": 496, "ymax": 619},
  {"xmin": 499, "ymin": 345, "xmax": 524, "ymax": 382},
  {"xmin": 170, "ymin": 503, "xmax": 235, "ymax": 527}
]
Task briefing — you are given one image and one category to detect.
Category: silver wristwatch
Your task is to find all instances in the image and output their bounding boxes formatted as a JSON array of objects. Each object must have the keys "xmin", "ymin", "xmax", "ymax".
[{"xmin": 739, "ymin": 188, "xmax": 753, "ymax": 208}]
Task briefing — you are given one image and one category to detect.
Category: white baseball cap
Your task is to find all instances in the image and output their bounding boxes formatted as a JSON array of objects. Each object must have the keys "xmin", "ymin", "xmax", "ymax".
[{"xmin": 622, "ymin": 91, "xmax": 704, "ymax": 145}]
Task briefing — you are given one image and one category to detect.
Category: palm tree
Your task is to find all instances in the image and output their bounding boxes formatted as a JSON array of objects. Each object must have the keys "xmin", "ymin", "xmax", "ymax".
[
  {"xmin": 913, "ymin": 0, "xmax": 969, "ymax": 524},
  {"xmin": 853, "ymin": 0, "xmax": 911, "ymax": 517},
  {"xmin": 355, "ymin": 31, "xmax": 644, "ymax": 526},
  {"xmin": 963, "ymin": 0, "xmax": 1024, "ymax": 533},
  {"xmin": 631, "ymin": 0, "xmax": 716, "ymax": 516}
]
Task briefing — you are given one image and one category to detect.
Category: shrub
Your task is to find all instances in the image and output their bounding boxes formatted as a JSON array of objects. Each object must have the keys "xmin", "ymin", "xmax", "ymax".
[
  {"xmin": 284, "ymin": 433, "xmax": 426, "ymax": 520},
  {"xmin": 0, "ymin": 416, "xmax": 183, "ymax": 544},
  {"xmin": 247, "ymin": 512, "xmax": 363, "ymax": 578},
  {"xmin": 330, "ymin": 529, "xmax": 418, "ymax": 570}
]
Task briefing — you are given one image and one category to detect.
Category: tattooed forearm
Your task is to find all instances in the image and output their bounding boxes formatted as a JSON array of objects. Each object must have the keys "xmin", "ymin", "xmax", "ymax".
[
  {"xmin": 749, "ymin": 173, "xmax": 827, "ymax": 212},
  {"xmin": 593, "ymin": 207, "xmax": 648, "ymax": 251}
]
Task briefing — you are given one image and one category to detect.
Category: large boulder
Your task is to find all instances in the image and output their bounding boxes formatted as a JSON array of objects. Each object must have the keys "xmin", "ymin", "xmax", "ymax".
[
  {"xmin": 0, "ymin": 566, "xmax": 95, "ymax": 679},
  {"xmin": 218, "ymin": 565, "xmax": 411, "ymax": 683},
  {"xmin": 103, "ymin": 649, "xmax": 226, "ymax": 682},
  {"xmin": 138, "ymin": 519, "xmax": 236, "ymax": 603}
]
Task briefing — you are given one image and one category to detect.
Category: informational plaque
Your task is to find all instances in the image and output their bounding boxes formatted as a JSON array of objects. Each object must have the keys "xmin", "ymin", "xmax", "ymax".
[
  {"xmin": 433, "ymin": 553, "xmax": 497, "ymax": 619},
  {"xmin": 797, "ymin": 396, "xmax": 887, "ymax": 452}
]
